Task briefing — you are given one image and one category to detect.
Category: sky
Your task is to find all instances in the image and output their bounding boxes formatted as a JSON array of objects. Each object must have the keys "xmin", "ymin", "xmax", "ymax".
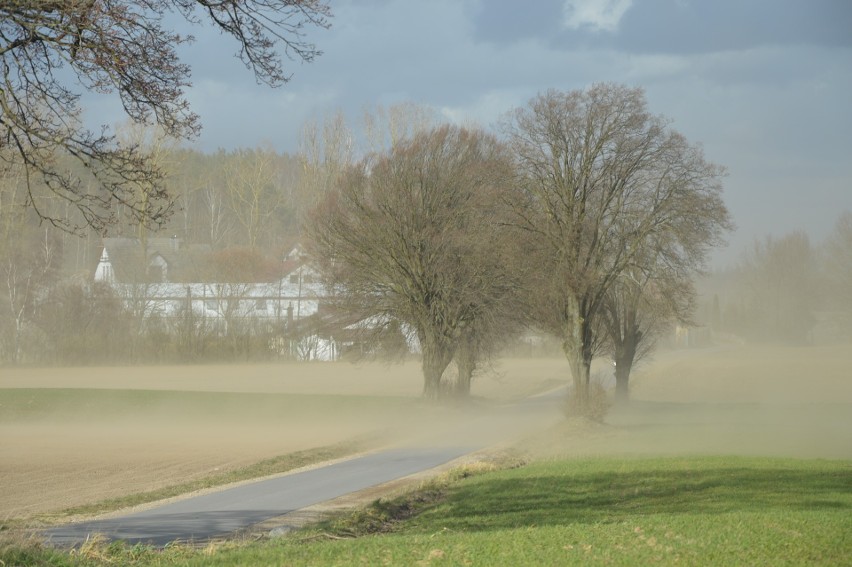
[{"xmin": 89, "ymin": 0, "xmax": 852, "ymax": 267}]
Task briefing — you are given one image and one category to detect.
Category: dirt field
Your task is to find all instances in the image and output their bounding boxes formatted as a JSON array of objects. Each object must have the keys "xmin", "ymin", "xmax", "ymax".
[
  {"xmin": 2, "ymin": 347, "xmax": 851, "ymax": 523},
  {"xmin": 0, "ymin": 358, "xmax": 566, "ymax": 522},
  {"xmin": 549, "ymin": 344, "xmax": 852, "ymax": 461}
]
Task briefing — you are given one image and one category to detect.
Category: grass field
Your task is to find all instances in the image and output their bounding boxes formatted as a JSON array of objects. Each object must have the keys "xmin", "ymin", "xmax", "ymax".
[
  {"xmin": 3, "ymin": 455, "xmax": 849, "ymax": 566},
  {"xmin": 211, "ymin": 456, "xmax": 852, "ymax": 567}
]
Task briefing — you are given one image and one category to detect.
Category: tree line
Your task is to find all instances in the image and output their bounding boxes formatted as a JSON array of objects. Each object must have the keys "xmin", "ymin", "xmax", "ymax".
[
  {"xmin": 697, "ymin": 219, "xmax": 852, "ymax": 346},
  {"xmin": 1, "ymin": 85, "xmax": 737, "ymax": 418},
  {"xmin": 0, "ymin": 2, "xmax": 733, "ymax": 414},
  {"xmin": 12, "ymin": 3, "xmax": 837, "ymax": 414},
  {"xmin": 306, "ymin": 84, "xmax": 733, "ymax": 413}
]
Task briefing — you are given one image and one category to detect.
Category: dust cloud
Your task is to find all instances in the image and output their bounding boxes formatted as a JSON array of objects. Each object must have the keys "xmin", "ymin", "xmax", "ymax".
[
  {"xmin": 2, "ymin": 346, "xmax": 851, "ymax": 523},
  {"xmin": 527, "ymin": 344, "xmax": 852, "ymax": 461}
]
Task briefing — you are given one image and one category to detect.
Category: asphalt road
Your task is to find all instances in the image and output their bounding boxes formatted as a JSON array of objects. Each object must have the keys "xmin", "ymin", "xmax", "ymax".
[
  {"xmin": 44, "ymin": 389, "xmax": 565, "ymax": 547},
  {"xmin": 44, "ymin": 445, "xmax": 477, "ymax": 547}
]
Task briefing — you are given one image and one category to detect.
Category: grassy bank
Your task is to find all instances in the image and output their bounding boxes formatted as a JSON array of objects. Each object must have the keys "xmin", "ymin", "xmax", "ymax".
[{"xmin": 4, "ymin": 455, "xmax": 849, "ymax": 566}]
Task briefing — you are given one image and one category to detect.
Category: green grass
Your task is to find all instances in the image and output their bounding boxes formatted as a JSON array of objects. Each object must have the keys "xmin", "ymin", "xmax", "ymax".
[
  {"xmin": 277, "ymin": 456, "xmax": 852, "ymax": 566},
  {"xmin": 6, "ymin": 455, "xmax": 848, "ymax": 566}
]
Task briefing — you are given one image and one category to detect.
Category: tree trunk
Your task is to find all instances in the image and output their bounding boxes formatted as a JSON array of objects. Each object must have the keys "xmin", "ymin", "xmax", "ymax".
[
  {"xmin": 453, "ymin": 335, "xmax": 476, "ymax": 399},
  {"xmin": 566, "ymin": 351, "xmax": 591, "ymax": 408},
  {"xmin": 563, "ymin": 295, "xmax": 593, "ymax": 412},
  {"xmin": 422, "ymin": 354, "xmax": 444, "ymax": 401},
  {"xmin": 421, "ymin": 335, "xmax": 453, "ymax": 402},
  {"xmin": 613, "ymin": 358, "xmax": 633, "ymax": 405},
  {"xmin": 613, "ymin": 323, "xmax": 639, "ymax": 405}
]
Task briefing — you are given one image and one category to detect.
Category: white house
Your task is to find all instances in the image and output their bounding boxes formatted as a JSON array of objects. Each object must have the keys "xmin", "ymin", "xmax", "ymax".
[
  {"xmin": 92, "ymin": 238, "xmax": 423, "ymax": 361},
  {"xmin": 93, "ymin": 238, "xmax": 326, "ymax": 324}
]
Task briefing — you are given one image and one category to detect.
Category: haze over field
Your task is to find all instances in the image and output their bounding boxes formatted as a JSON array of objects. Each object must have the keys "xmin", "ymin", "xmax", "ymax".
[
  {"xmin": 3, "ymin": 345, "xmax": 851, "ymax": 523},
  {"xmin": 2, "ymin": 7, "xmax": 851, "ymax": 567},
  {"xmin": 2, "ymin": 2, "xmax": 851, "ymax": 549}
]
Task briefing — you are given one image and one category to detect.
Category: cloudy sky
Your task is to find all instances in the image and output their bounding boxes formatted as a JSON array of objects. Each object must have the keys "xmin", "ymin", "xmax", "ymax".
[{"xmin": 96, "ymin": 0, "xmax": 852, "ymax": 266}]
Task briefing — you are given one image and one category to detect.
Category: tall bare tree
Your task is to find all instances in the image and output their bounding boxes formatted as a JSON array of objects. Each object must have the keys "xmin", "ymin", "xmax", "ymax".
[
  {"xmin": 601, "ymin": 261, "xmax": 695, "ymax": 404},
  {"xmin": 114, "ymin": 121, "xmax": 179, "ymax": 236},
  {"xmin": 197, "ymin": 151, "xmax": 234, "ymax": 249},
  {"xmin": 362, "ymin": 102, "xmax": 440, "ymax": 155},
  {"xmin": 0, "ymin": 223, "xmax": 60, "ymax": 363},
  {"xmin": 296, "ymin": 111, "xmax": 354, "ymax": 222},
  {"xmin": 450, "ymin": 228, "xmax": 524, "ymax": 399},
  {"xmin": 224, "ymin": 146, "xmax": 286, "ymax": 248},
  {"xmin": 0, "ymin": 0, "xmax": 331, "ymax": 233},
  {"xmin": 740, "ymin": 231, "xmax": 816, "ymax": 343},
  {"xmin": 306, "ymin": 125, "xmax": 515, "ymax": 400},
  {"xmin": 823, "ymin": 211, "xmax": 852, "ymax": 333},
  {"xmin": 504, "ymin": 84, "xmax": 730, "ymax": 412},
  {"xmin": 602, "ymin": 159, "xmax": 732, "ymax": 403}
]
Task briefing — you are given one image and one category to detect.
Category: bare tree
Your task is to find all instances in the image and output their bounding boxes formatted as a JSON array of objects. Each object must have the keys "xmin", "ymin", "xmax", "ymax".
[
  {"xmin": 296, "ymin": 111, "xmax": 354, "ymax": 223},
  {"xmin": 362, "ymin": 102, "xmax": 440, "ymax": 155},
  {"xmin": 0, "ymin": 160, "xmax": 60, "ymax": 363},
  {"xmin": 306, "ymin": 125, "xmax": 515, "ymax": 400},
  {"xmin": 198, "ymin": 153, "xmax": 235, "ymax": 249},
  {"xmin": 600, "ymin": 262, "xmax": 695, "ymax": 404},
  {"xmin": 224, "ymin": 146, "xmax": 287, "ymax": 248},
  {"xmin": 0, "ymin": 224, "xmax": 60, "ymax": 363},
  {"xmin": 601, "ymin": 157, "xmax": 732, "ymax": 404},
  {"xmin": 114, "ymin": 122, "xmax": 179, "ymax": 240},
  {"xmin": 740, "ymin": 231, "xmax": 816, "ymax": 343},
  {"xmin": 823, "ymin": 211, "xmax": 852, "ymax": 334},
  {"xmin": 296, "ymin": 103, "xmax": 439, "ymax": 224},
  {"xmin": 0, "ymin": 0, "xmax": 331, "ymax": 233},
  {"xmin": 503, "ymin": 84, "xmax": 730, "ymax": 413},
  {"xmin": 450, "ymin": 228, "xmax": 524, "ymax": 399}
]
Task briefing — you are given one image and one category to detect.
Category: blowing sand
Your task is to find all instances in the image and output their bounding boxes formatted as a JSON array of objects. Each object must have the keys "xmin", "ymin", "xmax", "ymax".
[
  {"xmin": 2, "ymin": 346, "xmax": 851, "ymax": 523},
  {"xmin": 0, "ymin": 358, "xmax": 564, "ymax": 522}
]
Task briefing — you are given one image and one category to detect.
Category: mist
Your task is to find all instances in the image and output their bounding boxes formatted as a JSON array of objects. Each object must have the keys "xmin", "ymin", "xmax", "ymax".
[{"xmin": 4, "ymin": 339, "xmax": 852, "ymax": 525}]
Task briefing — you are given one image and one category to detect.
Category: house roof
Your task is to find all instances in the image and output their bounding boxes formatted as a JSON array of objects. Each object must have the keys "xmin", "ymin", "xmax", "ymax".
[
  {"xmin": 281, "ymin": 243, "xmax": 313, "ymax": 277},
  {"xmin": 95, "ymin": 237, "xmax": 211, "ymax": 283}
]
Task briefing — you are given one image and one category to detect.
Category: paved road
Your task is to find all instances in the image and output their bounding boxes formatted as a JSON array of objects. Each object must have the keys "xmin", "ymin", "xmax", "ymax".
[
  {"xmin": 44, "ymin": 389, "xmax": 565, "ymax": 547},
  {"xmin": 44, "ymin": 445, "xmax": 477, "ymax": 547}
]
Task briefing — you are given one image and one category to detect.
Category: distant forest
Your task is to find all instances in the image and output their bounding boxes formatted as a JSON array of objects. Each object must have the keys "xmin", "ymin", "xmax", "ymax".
[{"xmin": 1, "ymin": 110, "xmax": 850, "ymax": 368}]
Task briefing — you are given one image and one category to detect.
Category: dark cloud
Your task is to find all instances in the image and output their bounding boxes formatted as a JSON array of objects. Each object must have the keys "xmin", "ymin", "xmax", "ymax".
[
  {"xmin": 614, "ymin": 0, "xmax": 852, "ymax": 53},
  {"xmin": 472, "ymin": 0, "xmax": 852, "ymax": 54}
]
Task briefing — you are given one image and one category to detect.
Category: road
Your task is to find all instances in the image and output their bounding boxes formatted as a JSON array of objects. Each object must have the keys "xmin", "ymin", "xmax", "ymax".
[
  {"xmin": 44, "ymin": 446, "xmax": 478, "ymax": 547},
  {"xmin": 45, "ymin": 390, "xmax": 564, "ymax": 547}
]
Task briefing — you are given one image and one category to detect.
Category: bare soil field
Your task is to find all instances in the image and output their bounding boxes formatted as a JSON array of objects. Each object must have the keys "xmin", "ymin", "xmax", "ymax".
[
  {"xmin": 2, "ymin": 346, "xmax": 851, "ymax": 524},
  {"xmin": 530, "ymin": 344, "xmax": 852, "ymax": 460},
  {"xmin": 629, "ymin": 344, "xmax": 852, "ymax": 404},
  {"xmin": 0, "ymin": 358, "xmax": 566, "ymax": 522}
]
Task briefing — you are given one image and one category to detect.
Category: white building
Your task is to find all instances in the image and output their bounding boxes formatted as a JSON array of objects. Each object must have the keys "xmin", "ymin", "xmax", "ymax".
[{"xmin": 93, "ymin": 238, "xmax": 325, "ymax": 324}]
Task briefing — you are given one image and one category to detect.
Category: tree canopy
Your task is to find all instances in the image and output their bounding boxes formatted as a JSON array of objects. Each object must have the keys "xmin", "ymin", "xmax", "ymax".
[
  {"xmin": 306, "ymin": 125, "xmax": 517, "ymax": 400},
  {"xmin": 503, "ymin": 84, "xmax": 731, "ymax": 412}
]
